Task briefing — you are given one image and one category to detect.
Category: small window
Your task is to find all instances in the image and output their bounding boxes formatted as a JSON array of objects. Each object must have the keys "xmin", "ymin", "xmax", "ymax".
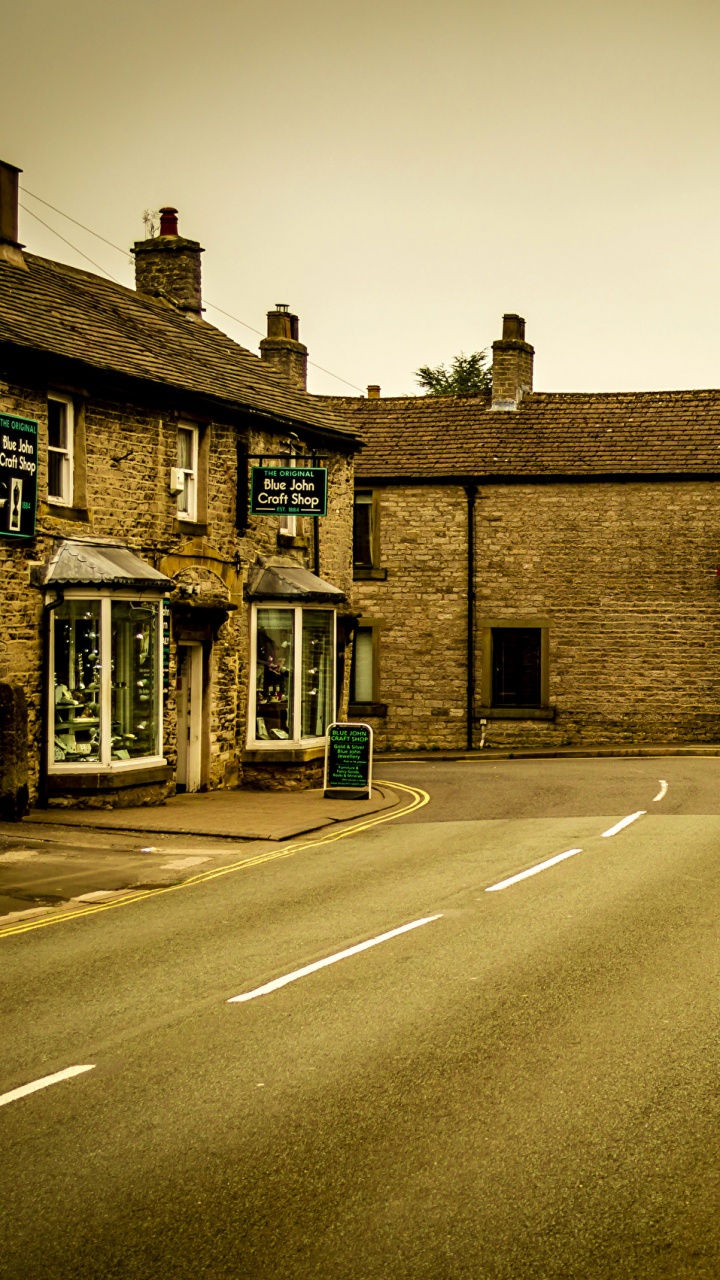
[
  {"xmin": 491, "ymin": 628, "xmax": 542, "ymax": 707},
  {"xmin": 177, "ymin": 424, "xmax": 199, "ymax": 522},
  {"xmin": 351, "ymin": 626, "xmax": 374, "ymax": 703},
  {"xmin": 353, "ymin": 492, "xmax": 374, "ymax": 567},
  {"xmin": 47, "ymin": 394, "xmax": 74, "ymax": 506}
]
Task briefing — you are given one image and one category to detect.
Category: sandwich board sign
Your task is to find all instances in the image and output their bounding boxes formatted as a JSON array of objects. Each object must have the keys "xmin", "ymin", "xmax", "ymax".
[{"xmin": 324, "ymin": 722, "xmax": 373, "ymax": 800}]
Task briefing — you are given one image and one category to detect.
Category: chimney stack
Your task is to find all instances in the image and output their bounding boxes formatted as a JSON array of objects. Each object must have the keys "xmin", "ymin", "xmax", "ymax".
[
  {"xmin": 0, "ymin": 161, "xmax": 26, "ymax": 269},
  {"xmin": 132, "ymin": 208, "xmax": 204, "ymax": 320},
  {"xmin": 367, "ymin": 384, "xmax": 381, "ymax": 399},
  {"xmin": 491, "ymin": 313, "xmax": 534, "ymax": 410},
  {"xmin": 259, "ymin": 304, "xmax": 308, "ymax": 391}
]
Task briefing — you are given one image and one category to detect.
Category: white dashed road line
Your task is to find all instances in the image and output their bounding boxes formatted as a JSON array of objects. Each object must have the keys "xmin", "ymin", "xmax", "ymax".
[
  {"xmin": 653, "ymin": 780, "xmax": 668, "ymax": 802},
  {"xmin": 0, "ymin": 1064, "xmax": 95, "ymax": 1109},
  {"xmin": 601, "ymin": 811, "xmax": 646, "ymax": 838},
  {"xmin": 228, "ymin": 915, "xmax": 443, "ymax": 1003},
  {"xmin": 485, "ymin": 848, "xmax": 583, "ymax": 893}
]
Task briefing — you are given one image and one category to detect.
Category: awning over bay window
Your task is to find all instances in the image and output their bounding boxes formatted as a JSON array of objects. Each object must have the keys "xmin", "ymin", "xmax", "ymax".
[
  {"xmin": 39, "ymin": 539, "xmax": 173, "ymax": 592},
  {"xmin": 246, "ymin": 559, "xmax": 345, "ymax": 604}
]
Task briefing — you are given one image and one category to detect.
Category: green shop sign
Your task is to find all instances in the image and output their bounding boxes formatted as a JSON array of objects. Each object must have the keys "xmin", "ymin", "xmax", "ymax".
[
  {"xmin": 250, "ymin": 466, "xmax": 327, "ymax": 517},
  {"xmin": 0, "ymin": 414, "xmax": 38, "ymax": 539},
  {"xmin": 324, "ymin": 721, "xmax": 373, "ymax": 799}
]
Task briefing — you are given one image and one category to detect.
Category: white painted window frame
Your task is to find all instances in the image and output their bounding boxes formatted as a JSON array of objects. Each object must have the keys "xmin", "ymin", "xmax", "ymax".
[
  {"xmin": 176, "ymin": 422, "xmax": 199, "ymax": 523},
  {"xmin": 248, "ymin": 603, "xmax": 337, "ymax": 749},
  {"xmin": 47, "ymin": 392, "xmax": 74, "ymax": 508},
  {"xmin": 47, "ymin": 589, "xmax": 166, "ymax": 774}
]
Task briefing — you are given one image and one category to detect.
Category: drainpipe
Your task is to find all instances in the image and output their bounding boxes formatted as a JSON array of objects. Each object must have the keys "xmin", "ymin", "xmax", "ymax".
[
  {"xmin": 313, "ymin": 514, "xmax": 320, "ymax": 577},
  {"xmin": 39, "ymin": 589, "xmax": 64, "ymax": 808},
  {"xmin": 464, "ymin": 483, "xmax": 477, "ymax": 751}
]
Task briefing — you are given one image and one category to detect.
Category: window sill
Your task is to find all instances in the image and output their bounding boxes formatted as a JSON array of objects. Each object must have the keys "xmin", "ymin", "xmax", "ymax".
[
  {"xmin": 353, "ymin": 567, "xmax": 388, "ymax": 581},
  {"xmin": 173, "ymin": 519, "xmax": 208, "ymax": 536},
  {"xmin": 41, "ymin": 502, "xmax": 90, "ymax": 523},
  {"xmin": 47, "ymin": 763, "xmax": 172, "ymax": 791},
  {"xmin": 244, "ymin": 744, "xmax": 326, "ymax": 764},
  {"xmin": 476, "ymin": 706, "xmax": 556, "ymax": 721},
  {"xmin": 348, "ymin": 702, "xmax": 387, "ymax": 718},
  {"xmin": 277, "ymin": 533, "xmax": 308, "ymax": 549}
]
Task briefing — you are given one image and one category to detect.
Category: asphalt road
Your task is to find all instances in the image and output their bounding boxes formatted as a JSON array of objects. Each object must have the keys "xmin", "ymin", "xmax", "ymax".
[{"xmin": 2, "ymin": 757, "xmax": 720, "ymax": 1278}]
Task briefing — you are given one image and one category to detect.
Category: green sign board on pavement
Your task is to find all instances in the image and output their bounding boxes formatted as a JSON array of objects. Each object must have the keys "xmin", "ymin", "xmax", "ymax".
[
  {"xmin": 0, "ymin": 414, "xmax": 38, "ymax": 540},
  {"xmin": 324, "ymin": 721, "xmax": 373, "ymax": 800},
  {"xmin": 250, "ymin": 466, "xmax": 327, "ymax": 517}
]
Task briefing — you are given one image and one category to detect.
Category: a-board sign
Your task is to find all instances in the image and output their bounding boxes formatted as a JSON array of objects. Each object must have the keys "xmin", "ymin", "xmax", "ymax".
[
  {"xmin": 324, "ymin": 721, "xmax": 373, "ymax": 800},
  {"xmin": 0, "ymin": 414, "xmax": 38, "ymax": 539},
  {"xmin": 250, "ymin": 466, "xmax": 327, "ymax": 517}
]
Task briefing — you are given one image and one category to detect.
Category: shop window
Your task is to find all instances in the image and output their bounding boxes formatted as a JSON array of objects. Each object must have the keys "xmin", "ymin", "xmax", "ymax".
[
  {"xmin": 50, "ymin": 595, "xmax": 163, "ymax": 769},
  {"xmin": 252, "ymin": 605, "xmax": 335, "ymax": 746},
  {"xmin": 47, "ymin": 393, "xmax": 74, "ymax": 506},
  {"xmin": 491, "ymin": 628, "xmax": 542, "ymax": 707}
]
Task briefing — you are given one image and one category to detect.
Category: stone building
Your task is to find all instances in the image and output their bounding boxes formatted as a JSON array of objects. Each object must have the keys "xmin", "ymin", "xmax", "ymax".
[
  {"xmin": 338, "ymin": 314, "xmax": 720, "ymax": 753},
  {"xmin": 0, "ymin": 161, "xmax": 361, "ymax": 813}
]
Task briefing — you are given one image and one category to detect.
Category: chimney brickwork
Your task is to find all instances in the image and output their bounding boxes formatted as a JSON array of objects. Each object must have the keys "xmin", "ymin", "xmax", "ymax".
[
  {"xmin": 0, "ymin": 161, "xmax": 26, "ymax": 269},
  {"xmin": 491, "ymin": 313, "xmax": 534, "ymax": 410},
  {"xmin": 133, "ymin": 208, "xmax": 204, "ymax": 320},
  {"xmin": 259, "ymin": 305, "xmax": 308, "ymax": 391}
]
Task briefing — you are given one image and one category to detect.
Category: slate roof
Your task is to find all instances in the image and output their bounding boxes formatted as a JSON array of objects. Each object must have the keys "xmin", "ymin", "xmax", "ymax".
[
  {"xmin": 0, "ymin": 255, "xmax": 358, "ymax": 444},
  {"xmin": 42, "ymin": 539, "xmax": 173, "ymax": 590},
  {"xmin": 246, "ymin": 561, "xmax": 346, "ymax": 603},
  {"xmin": 332, "ymin": 390, "xmax": 720, "ymax": 479}
]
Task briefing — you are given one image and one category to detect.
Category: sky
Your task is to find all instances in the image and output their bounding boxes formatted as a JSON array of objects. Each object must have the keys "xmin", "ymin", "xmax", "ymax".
[{"xmin": 3, "ymin": 0, "xmax": 720, "ymax": 397}]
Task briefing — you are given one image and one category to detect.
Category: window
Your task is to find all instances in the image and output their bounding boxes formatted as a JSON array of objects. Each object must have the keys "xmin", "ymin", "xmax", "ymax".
[
  {"xmin": 479, "ymin": 620, "xmax": 551, "ymax": 717},
  {"xmin": 491, "ymin": 628, "xmax": 541, "ymax": 707},
  {"xmin": 50, "ymin": 594, "xmax": 163, "ymax": 769},
  {"xmin": 47, "ymin": 394, "xmax": 73, "ymax": 506},
  {"xmin": 176, "ymin": 424, "xmax": 199, "ymax": 522},
  {"xmin": 353, "ymin": 491, "xmax": 374, "ymax": 567},
  {"xmin": 353, "ymin": 490, "xmax": 385, "ymax": 579},
  {"xmin": 251, "ymin": 605, "xmax": 335, "ymax": 746},
  {"xmin": 348, "ymin": 618, "xmax": 386, "ymax": 716}
]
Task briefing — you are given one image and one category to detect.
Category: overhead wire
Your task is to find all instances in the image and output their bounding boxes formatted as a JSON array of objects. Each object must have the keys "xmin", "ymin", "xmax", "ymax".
[{"xmin": 19, "ymin": 187, "xmax": 365, "ymax": 393}]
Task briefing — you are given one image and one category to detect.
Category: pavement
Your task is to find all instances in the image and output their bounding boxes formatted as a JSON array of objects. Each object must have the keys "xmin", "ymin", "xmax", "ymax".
[{"xmin": 0, "ymin": 783, "xmax": 398, "ymax": 926}]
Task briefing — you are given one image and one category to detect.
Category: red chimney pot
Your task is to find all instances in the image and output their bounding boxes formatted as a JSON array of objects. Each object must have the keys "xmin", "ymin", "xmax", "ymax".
[{"xmin": 159, "ymin": 207, "xmax": 179, "ymax": 236}]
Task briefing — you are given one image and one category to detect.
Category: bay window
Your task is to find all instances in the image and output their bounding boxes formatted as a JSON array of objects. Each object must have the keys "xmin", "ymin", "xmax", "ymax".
[
  {"xmin": 250, "ymin": 605, "xmax": 335, "ymax": 746},
  {"xmin": 50, "ymin": 593, "xmax": 164, "ymax": 769}
]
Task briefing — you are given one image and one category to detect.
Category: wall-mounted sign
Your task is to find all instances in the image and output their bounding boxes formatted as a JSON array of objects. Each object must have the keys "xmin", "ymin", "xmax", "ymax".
[
  {"xmin": 0, "ymin": 414, "xmax": 38, "ymax": 539},
  {"xmin": 250, "ymin": 466, "xmax": 327, "ymax": 517},
  {"xmin": 324, "ymin": 721, "xmax": 373, "ymax": 799}
]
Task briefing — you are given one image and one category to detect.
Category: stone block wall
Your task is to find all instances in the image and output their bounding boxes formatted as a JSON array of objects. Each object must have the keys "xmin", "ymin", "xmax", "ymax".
[{"xmin": 354, "ymin": 480, "xmax": 720, "ymax": 752}]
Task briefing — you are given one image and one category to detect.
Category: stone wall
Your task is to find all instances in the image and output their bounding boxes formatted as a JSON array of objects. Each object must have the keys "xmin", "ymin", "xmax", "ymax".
[{"xmin": 354, "ymin": 480, "xmax": 720, "ymax": 751}]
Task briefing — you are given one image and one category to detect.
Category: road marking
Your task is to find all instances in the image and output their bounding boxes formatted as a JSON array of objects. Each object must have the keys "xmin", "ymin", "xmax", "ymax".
[
  {"xmin": 0, "ymin": 1064, "xmax": 95, "ymax": 1109},
  {"xmin": 228, "ymin": 914, "xmax": 443, "ymax": 1003},
  {"xmin": 601, "ymin": 811, "xmax": 646, "ymax": 838},
  {"xmin": 485, "ymin": 849, "xmax": 583, "ymax": 893},
  {"xmin": 653, "ymin": 780, "xmax": 668, "ymax": 802},
  {"xmin": 0, "ymin": 781, "xmax": 429, "ymax": 941}
]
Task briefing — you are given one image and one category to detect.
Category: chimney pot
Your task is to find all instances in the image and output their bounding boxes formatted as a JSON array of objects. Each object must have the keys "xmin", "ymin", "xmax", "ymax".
[
  {"xmin": 159, "ymin": 206, "xmax": 179, "ymax": 236},
  {"xmin": 367, "ymin": 385, "xmax": 381, "ymax": 399}
]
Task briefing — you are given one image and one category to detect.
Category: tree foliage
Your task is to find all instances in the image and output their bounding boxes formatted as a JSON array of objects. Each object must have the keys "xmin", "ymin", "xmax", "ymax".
[{"xmin": 415, "ymin": 350, "xmax": 491, "ymax": 397}]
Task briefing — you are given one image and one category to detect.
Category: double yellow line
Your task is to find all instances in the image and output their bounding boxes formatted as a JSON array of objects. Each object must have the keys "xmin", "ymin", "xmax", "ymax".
[{"xmin": 0, "ymin": 780, "xmax": 429, "ymax": 941}]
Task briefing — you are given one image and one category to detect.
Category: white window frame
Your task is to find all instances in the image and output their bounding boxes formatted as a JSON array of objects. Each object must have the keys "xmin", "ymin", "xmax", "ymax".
[
  {"xmin": 47, "ymin": 392, "xmax": 74, "ymax": 507},
  {"xmin": 248, "ymin": 604, "xmax": 337, "ymax": 749},
  {"xmin": 279, "ymin": 452, "xmax": 297, "ymax": 537},
  {"xmin": 47, "ymin": 589, "xmax": 166, "ymax": 774},
  {"xmin": 176, "ymin": 422, "xmax": 199, "ymax": 523}
]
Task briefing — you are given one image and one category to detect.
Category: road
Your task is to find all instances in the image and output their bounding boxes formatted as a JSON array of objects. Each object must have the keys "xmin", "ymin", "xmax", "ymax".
[{"xmin": 2, "ymin": 756, "xmax": 720, "ymax": 1278}]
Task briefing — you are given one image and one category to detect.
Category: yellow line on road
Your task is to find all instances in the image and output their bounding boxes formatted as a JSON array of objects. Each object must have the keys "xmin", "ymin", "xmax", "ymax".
[{"xmin": 0, "ymin": 780, "xmax": 429, "ymax": 941}]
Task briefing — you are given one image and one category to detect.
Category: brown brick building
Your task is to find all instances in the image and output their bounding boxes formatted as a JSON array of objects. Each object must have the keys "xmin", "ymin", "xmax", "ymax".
[
  {"xmin": 339, "ymin": 315, "xmax": 720, "ymax": 754},
  {"xmin": 0, "ymin": 163, "xmax": 361, "ymax": 813}
]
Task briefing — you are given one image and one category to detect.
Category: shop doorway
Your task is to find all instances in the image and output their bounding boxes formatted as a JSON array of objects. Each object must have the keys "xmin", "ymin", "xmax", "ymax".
[{"xmin": 176, "ymin": 643, "xmax": 203, "ymax": 792}]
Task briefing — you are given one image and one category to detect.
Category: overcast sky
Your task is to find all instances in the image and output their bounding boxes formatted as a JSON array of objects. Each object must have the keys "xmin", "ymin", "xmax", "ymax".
[{"xmin": 3, "ymin": 0, "xmax": 720, "ymax": 397}]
